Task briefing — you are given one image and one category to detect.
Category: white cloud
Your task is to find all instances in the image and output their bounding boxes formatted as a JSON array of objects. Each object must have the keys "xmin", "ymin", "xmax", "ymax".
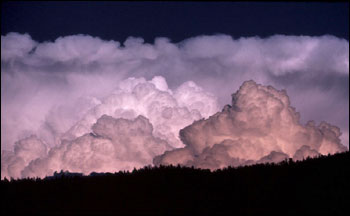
[
  {"xmin": 154, "ymin": 81, "xmax": 347, "ymax": 170},
  {"xmin": 18, "ymin": 115, "xmax": 170, "ymax": 179},
  {"xmin": 1, "ymin": 33, "xmax": 348, "ymax": 178},
  {"xmin": 62, "ymin": 76, "xmax": 219, "ymax": 149},
  {"xmin": 1, "ymin": 75, "xmax": 219, "ymax": 179}
]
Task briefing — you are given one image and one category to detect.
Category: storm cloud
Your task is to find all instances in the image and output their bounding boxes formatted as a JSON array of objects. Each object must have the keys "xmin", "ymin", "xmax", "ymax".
[
  {"xmin": 154, "ymin": 80, "xmax": 347, "ymax": 169},
  {"xmin": 1, "ymin": 32, "xmax": 348, "ymax": 179},
  {"xmin": 1, "ymin": 75, "xmax": 219, "ymax": 179}
]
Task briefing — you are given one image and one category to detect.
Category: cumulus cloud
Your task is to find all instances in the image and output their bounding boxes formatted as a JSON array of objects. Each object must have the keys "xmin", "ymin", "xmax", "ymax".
[
  {"xmin": 2, "ymin": 33, "xmax": 348, "ymax": 152},
  {"xmin": 1, "ymin": 75, "xmax": 219, "ymax": 179},
  {"xmin": 63, "ymin": 76, "xmax": 219, "ymax": 149},
  {"xmin": 18, "ymin": 115, "xmax": 171, "ymax": 179},
  {"xmin": 1, "ymin": 135, "xmax": 47, "ymax": 179},
  {"xmin": 1, "ymin": 114, "xmax": 171, "ymax": 179},
  {"xmin": 154, "ymin": 81, "xmax": 347, "ymax": 170},
  {"xmin": 1, "ymin": 32, "xmax": 348, "ymax": 178}
]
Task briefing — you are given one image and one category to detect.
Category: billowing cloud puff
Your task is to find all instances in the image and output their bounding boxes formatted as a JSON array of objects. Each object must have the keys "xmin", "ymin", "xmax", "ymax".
[
  {"xmin": 1, "ymin": 135, "xmax": 47, "ymax": 179},
  {"xmin": 154, "ymin": 81, "xmax": 347, "ymax": 170},
  {"xmin": 1, "ymin": 32, "xmax": 38, "ymax": 61},
  {"xmin": 292, "ymin": 145, "xmax": 320, "ymax": 162},
  {"xmin": 63, "ymin": 76, "xmax": 219, "ymax": 148},
  {"xmin": 3, "ymin": 115, "xmax": 171, "ymax": 179}
]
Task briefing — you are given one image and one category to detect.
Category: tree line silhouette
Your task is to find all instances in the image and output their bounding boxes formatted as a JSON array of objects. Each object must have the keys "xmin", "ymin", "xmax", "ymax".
[{"xmin": 1, "ymin": 151, "xmax": 349, "ymax": 215}]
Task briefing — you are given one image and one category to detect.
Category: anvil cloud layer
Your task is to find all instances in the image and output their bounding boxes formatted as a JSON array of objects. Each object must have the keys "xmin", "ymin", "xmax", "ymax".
[{"xmin": 1, "ymin": 33, "xmax": 349, "ymax": 179}]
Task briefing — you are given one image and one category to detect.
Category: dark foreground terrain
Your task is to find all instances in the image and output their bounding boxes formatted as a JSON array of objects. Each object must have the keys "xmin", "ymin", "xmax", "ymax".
[{"xmin": 1, "ymin": 151, "xmax": 349, "ymax": 215}]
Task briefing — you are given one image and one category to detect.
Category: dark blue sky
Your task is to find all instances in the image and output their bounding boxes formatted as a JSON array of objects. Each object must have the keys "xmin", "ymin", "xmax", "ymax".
[{"xmin": 1, "ymin": 2, "xmax": 349, "ymax": 43}]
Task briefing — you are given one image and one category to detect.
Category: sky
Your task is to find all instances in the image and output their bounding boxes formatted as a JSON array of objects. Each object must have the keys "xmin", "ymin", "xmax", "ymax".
[
  {"xmin": 1, "ymin": 2, "xmax": 349, "ymax": 179},
  {"xmin": 2, "ymin": 2, "xmax": 349, "ymax": 42}
]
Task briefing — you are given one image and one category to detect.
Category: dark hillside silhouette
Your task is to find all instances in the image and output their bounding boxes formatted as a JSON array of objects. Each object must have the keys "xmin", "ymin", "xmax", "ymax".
[{"xmin": 1, "ymin": 151, "xmax": 349, "ymax": 215}]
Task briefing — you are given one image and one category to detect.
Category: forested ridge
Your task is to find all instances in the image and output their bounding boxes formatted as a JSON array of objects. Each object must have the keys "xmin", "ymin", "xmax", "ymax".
[{"xmin": 2, "ymin": 151, "xmax": 349, "ymax": 215}]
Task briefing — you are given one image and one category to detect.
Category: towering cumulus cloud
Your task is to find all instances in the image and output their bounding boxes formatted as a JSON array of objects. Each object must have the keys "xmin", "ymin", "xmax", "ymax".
[
  {"xmin": 1, "ymin": 76, "xmax": 219, "ymax": 179},
  {"xmin": 154, "ymin": 81, "xmax": 347, "ymax": 169},
  {"xmin": 63, "ymin": 76, "xmax": 219, "ymax": 148},
  {"xmin": 2, "ymin": 114, "xmax": 170, "ymax": 179},
  {"xmin": 19, "ymin": 115, "xmax": 169, "ymax": 179},
  {"xmin": 1, "ymin": 32, "xmax": 348, "ymax": 178}
]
